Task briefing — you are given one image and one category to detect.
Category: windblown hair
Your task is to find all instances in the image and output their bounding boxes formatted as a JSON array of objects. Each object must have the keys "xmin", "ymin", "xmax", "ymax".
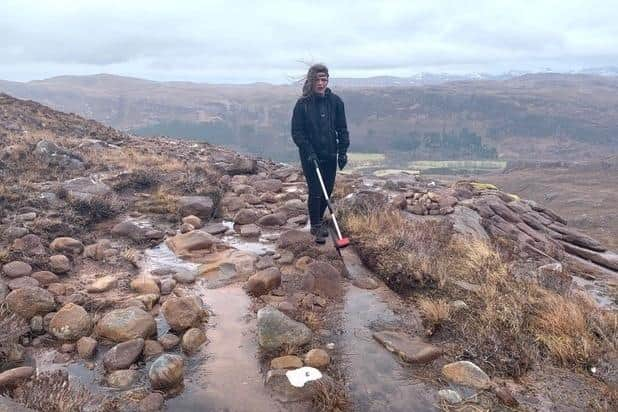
[{"xmin": 302, "ymin": 63, "xmax": 329, "ymax": 97}]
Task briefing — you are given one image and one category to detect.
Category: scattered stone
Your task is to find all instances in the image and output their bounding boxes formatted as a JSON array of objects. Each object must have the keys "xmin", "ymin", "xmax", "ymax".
[
  {"xmin": 178, "ymin": 196, "xmax": 214, "ymax": 219},
  {"xmin": 138, "ymin": 392, "xmax": 165, "ymax": 412},
  {"xmin": 0, "ymin": 366, "xmax": 34, "ymax": 387},
  {"xmin": 373, "ymin": 331, "xmax": 442, "ymax": 364},
  {"xmin": 6, "ymin": 287, "xmax": 56, "ymax": 319},
  {"xmin": 106, "ymin": 369, "xmax": 139, "ymax": 389},
  {"xmin": 202, "ymin": 222, "xmax": 228, "ymax": 235},
  {"xmin": 239, "ymin": 224, "xmax": 261, "ymax": 237},
  {"xmin": 449, "ymin": 300, "xmax": 469, "ymax": 312},
  {"xmin": 161, "ymin": 296, "xmax": 203, "ymax": 332},
  {"xmin": 49, "ymin": 303, "xmax": 92, "ymax": 341},
  {"xmin": 158, "ymin": 333, "xmax": 180, "ymax": 350},
  {"xmin": 95, "ymin": 307, "xmax": 156, "ymax": 342},
  {"xmin": 130, "ymin": 276, "xmax": 160, "ymax": 295},
  {"xmin": 60, "ymin": 343, "xmax": 75, "ymax": 353},
  {"xmin": 166, "ymin": 230, "xmax": 221, "ymax": 256},
  {"xmin": 278, "ymin": 251, "xmax": 295, "ymax": 264},
  {"xmin": 536, "ymin": 262, "xmax": 572, "ymax": 295},
  {"xmin": 181, "ymin": 328, "xmax": 207, "ymax": 353},
  {"xmin": 77, "ymin": 337, "xmax": 98, "ymax": 359},
  {"xmin": 180, "ymin": 223, "xmax": 194, "ymax": 233},
  {"xmin": 149, "ymin": 354, "xmax": 184, "ymax": 389},
  {"xmin": 442, "ymin": 361, "xmax": 491, "ymax": 389},
  {"xmin": 86, "ymin": 275, "xmax": 117, "ymax": 293},
  {"xmin": 143, "ymin": 340, "xmax": 164, "ymax": 359},
  {"xmin": 103, "ymin": 338, "xmax": 145, "ymax": 371},
  {"xmin": 159, "ymin": 278, "xmax": 176, "ymax": 295},
  {"xmin": 304, "ymin": 349, "xmax": 330, "ymax": 368},
  {"xmin": 288, "ymin": 215, "xmax": 308, "ymax": 226},
  {"xmin": 173, "ymin": 270, "xmax": 197, "ymax": 284},
  {"xmin": 257, "ymin": 306, "xmax": 312, "ymax": 350},
  {"xmin": 182, "ymin": 215, "xmax": 202, "ymax": 229},
  {"xmin": 49, "ymin": 237, "xmax": 84, "ymax": 255},
  {"xmin": 4, "ymin": 226, "xmax": 28, "ymax": 242},
  {"xmin": 8, "ymin": 277, "xmax": 40, "ymax": 290},
  {"xmin": 265, "ymin": 369, "xmax": 319, "ymax": 402},
  {"xmin": 111, "ymin": 220, "xmax": 146, "ymax": 241},
  {"xmin": 30, "ymin": 315, "xmax": 44, "ymax": 334},
  {"xmin": 278, "ymin": 230, "xmax": 313, "ymax": 250},
  {"xmin": 31, "ymin": 271, "xmax": 59, "ymax": 286},
  {"xmin": 2, "ymin": 261, "xmax": 32, "ymax": 278},
  {"xmin": 257, "ymin": 213, "xmax": 287, "ymax": 227},
  {"xmin": 49, "ymin": 254, "xmax": 71, "ymax": 274},
  {"xmin": 271, "ymin": 355, "xmax": 303, "ymax": 369},
  {"xmin": 246, "ymin": 267, "xmax": 282, "ymax": 296},
  {"xmin": 234, "ymin": 209, "xmax": 259, "ymax": 225},
  {"xmin": 351, "ymin": 276, "xmax": 379, "ymax": 290},
  {"xmin": 254, "ymin": 179, "xmax": 283, "ymax": 193},
  {"xmin": 438, "ymin": 389, "xmax": 462, "ymax": 404}
]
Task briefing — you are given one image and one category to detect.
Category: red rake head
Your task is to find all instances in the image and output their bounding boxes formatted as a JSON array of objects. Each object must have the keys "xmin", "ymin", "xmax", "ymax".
[{"xmin": 335, "ymin": 237, "xmax": 350, "ymax": 248}]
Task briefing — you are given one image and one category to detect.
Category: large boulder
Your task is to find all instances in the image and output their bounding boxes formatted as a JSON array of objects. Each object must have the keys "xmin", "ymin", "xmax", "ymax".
[
  {"xmin": 177, "ymin": 196, "xmax": 214, "ymax": 219},
  {"xmin": 257, "ymin": 306, "xmax": 312, "ymax": 350},
  {"xmin": 302, "ymin": 262, "xmax": 342, "ymax": 298},
  {"xmin": 111, "ymin": 220, "xmax": 147, "ymax": 241},
  {"xmin": 95, "ymin": 307, "xmax": 156, "ymax": 342},
  {"xmin": 103, "ymin": 338, "xmax": 145, "ymax": 370},
  {"xmin": 6, "ymin": 287, "xmax": 56, "ymax": 319},
  {"xmin": 234, "ymin": 209, "xmax": 259, "ymax": 225},
  {"xmin": 161, "ymin": 296, "xmax": 203, "ymax": 332},
  {"xmin": 149, "ymin": 354, "xmax": 184, "ymax": 389},
  {"xmin": 49, "ymin": 303, "xmax": 92, "ymax": 341},
  {"xmin": 34, "ymin": 140, "xmax": 84, "ymax": 169}
]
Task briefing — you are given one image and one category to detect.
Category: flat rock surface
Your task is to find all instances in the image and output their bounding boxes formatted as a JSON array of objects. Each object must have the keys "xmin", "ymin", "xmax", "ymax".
[{"xmin": 373, "ymin": 331, "xmax": 442, "ymax": 364}]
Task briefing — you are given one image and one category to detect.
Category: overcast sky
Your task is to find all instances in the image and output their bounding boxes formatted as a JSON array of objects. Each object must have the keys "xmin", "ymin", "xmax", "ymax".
[{"xmin": 1, "ymin": 0, "xmax": 617, "ymax": 83}]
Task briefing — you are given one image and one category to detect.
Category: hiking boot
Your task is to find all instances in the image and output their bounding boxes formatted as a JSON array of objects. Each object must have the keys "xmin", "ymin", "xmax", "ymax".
[{"xmin": 310, "ymin": 225, "xmax": 327, "ymax": 244}]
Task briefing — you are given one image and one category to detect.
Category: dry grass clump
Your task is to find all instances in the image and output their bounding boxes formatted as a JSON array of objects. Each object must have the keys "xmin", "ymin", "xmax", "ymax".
[
  {"xmin": 135, "ymin": 189, "xmax": 178, "ymax": 215},
  {"xmin": 312, "ymin": 376, "xmax": 348, "ymax": 412},
  {"xmin": 340, "ymin": 209, "xmax": 455, "ymax": 291},
  {"xmin": 12, "ymin": 369, "xmax": 117, "ymax": 411},
  {"xmin": 342, "ymin": 207, "xmax": 617, "ymax": 377},
  {"xmin": 112, "ymin": 168, "xmax": 162, "ymax": 192},
  {"xmin": 68, "ymin": 193, "xmax": 123, "ymax": 225},
  {"xmin": 0, "ymin": 306, "xmax": 29, "ymax": 372}
]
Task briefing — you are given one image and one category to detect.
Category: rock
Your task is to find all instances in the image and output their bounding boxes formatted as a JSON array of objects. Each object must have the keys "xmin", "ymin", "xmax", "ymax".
[
  {"xmin": 449, "ymin": 300, "xmax": 469, "ymax": 312},
  {"xmin": 562, "ymin": 242, "xmax": 618, "ymax": 271},
  {"xmin": 181, "ymin": 328, "xmax": 207, "ymax": 353},
  {"xmin": 549, "ymin": 223, "xmax": 605, "ymax": 251},
  {"xmin": 536, "ymin": 262, "xmax": 572, "ymax": 295},
  {"xmin": 442, "ymin": 361, "xmax": 491, "ymax": 389},
  {"xmin": 130, "ymin": 277, "xmax": 160, "ymax": 295},
  {"xmin": 265, "ymin": 369, "xmax": 320, "ymax": 402},
  {"xmin": 34, "ymin": 140, "xmax": 83, "ymax": 169},
  {"xmin": 111, "ymin": 220, "xmax": 147, "ymax": 241},
  {"xmin": 159, "ymin": 278, "xmax": 176, "ymax": 295},
  {"xmin": 178, "ymin": 196, "xmax": 214, "ymax": 219},
  {"xmin": 77, "ymin": 337, "xmax": 98, "ymax": 359},
  {"xmin": 158, "ymin": 333, "xmax": 181, "ymax": 350},
  {"xmin": 12, "ymin": 234, "xmax": 46, "ymax": 256},
  {"xmin": 95, "ymin": 307, "xmax": 156, "ymax": 342},
  {"xmin": 302, "ymin": 262, "xmax": 342, "ymax": 298},
  {"xmin": 8, "ymin": 277, "xmax": 40, "ymax": 290},
  {"xmin": 86, "ymin": 275, "xmax": 118, "ymax": 293},
  {"xmin": 106, "ymin": 369, "xmax": 139, "ymax": 389},
  {"xmin": 246, "ymin": 268, "xmax": 282, "ymax": 296},
  {"xmin": 180, "ymin": 223, "xmax": 194, "ymax": 233},
  {"xmin": 49, "ymin": 254, "xmax": 71, "ymax": 274},
  {"xmin": 2, "ymin": 261, "xmax": 32, "ymax": 278},
  {"xmin": 31, "ymin": 271, "xmax": 59, "ymax": 286},
  {"xmin": 234, "ymin": 208, "xmax": 259, "ymax": 225},
  {"xmin": 161, "ymin": 296, "xmax": 203, "ymax": 332},
  {"xmin": 257, "ymin": 213, "xmax": 287, "ymax": 227},
  {"xmin": 182, "ymin": 215, "xmax": 202, "ymax": 229},
  {"xmin": 271, "ymin": 355, "xmax": 303, "ymax": 369},
  {"xmin": 202, "ymin": 223, "xmax": 228, "ymax": 235},
  {"xmin": 49, "ymin": 303, "xmax": 92, "ymax": 341},
  {"xmin": 373, "ymin": 331, "xmax": 442, "ymax": 364},
  {"xmin": 239, "ymin": 224, "xmax": 261, "ymax": 237},
  {"xmin": 60, "ymin": 343, "xmax": 75, "ymax": 353},
  {"xmin": 143, "ymin": 340, "xmax": 164, "ymax": 359},
  {"xmin": 438, "ymin": 389, "xmax": 462, "ymax": 404},
  {"xmin": 278, "ymin": 251, "xmax": 295, "ymax": 265},
  {"xmin": 0, "ymin": 366, "xmax": 34, "ymax": 387},
  {"xmin": 166, "ymin": 230, "xmax": 221, "ymax": 255},
  {"xmin": 4, "ymin": 226, "xmax": 29, "ymax": 242},
  {"xmin": 304, "ymin": 349, "xmax": 330, "ymax": 368},
  {"xmin": 288, "ymin": 215, "xmax": 308, "ymax": 226},
  {"xmin": 149, "ymin": 354, "xmax": 184, "ymax": 389},
  {"xmin": 103, "ymin": 338, "xmax": 145, "ymax": 370},
  {"xmin": 6, "ymin": 287, "xmax": 56, "ymax": 319},
  {"xmin": 278, "ymin": 230, "xmax": 314, "ymax": 250},
  {"xmin": 254, "ymin": 179, "xmax": 283, "ymax": 193},
  {"xmin": 138, "ymin": 392, "xmax": 165, "ymax": 412},
  {"xmin": 225, "ymin": 157, "xmax": 257, "ymax": 175},
  {"xmin": 30, "ymin": 315, "xmax": 44, "ymax": 334},
  {"xmin": 47, "ymin": 283, "xmax": 66, "ymax": 296},
  {"xmin": 49, "ymin": 237, "xmax": 84, "ymax": 255},
  {"xmin": 173, "ymin": 270, "xmax": 197, "ymax": 284},
  {"xmin": 257, "ymin": 306, "xmax": 312, "ymax": 350},
  {"xmin": 351, "ymin": 276, "xmax": 379, "ymax": 290},
  {"xmin": 256, "ymin": 256, "xmax": 275, "ymax": 270}
]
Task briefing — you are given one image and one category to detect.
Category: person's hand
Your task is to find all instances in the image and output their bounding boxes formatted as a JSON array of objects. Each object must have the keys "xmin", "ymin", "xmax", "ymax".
[
  {"xmin": 307, "ymin": 151, "xmax": 318, "ymax": 165},
  {"xmin": 338, "ymin": 152, "xmax": 347, "ymax": 170}
]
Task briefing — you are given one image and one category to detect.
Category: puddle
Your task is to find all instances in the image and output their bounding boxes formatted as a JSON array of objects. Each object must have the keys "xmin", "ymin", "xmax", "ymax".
[
  {"xmin": 166, "ymin": 284, "xmax": 287, "ymax": 411},
  {"xmin": 220, "ymin": 220, "xmax": 277, "ymax": 256},
  {"xmin": 142, "ymin": 243, "xmax": 201, "ymax": 274}
]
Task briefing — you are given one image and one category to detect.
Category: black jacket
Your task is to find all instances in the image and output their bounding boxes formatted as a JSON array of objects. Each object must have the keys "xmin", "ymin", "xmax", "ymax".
[{"xmin": 291, "ymin": 88, "xmax": 350, "ymax": 159}]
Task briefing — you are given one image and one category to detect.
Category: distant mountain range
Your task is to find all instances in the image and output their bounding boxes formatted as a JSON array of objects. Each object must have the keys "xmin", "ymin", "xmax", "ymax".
[{"xmin": 1, "ymin": 70, "xmax": 618, "ymax": 162}]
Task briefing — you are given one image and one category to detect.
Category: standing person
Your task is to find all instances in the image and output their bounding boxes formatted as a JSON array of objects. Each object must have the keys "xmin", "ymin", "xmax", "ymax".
[{"xmin": 291, "ymin": 64, "xmax": 350, "ymax": 244}]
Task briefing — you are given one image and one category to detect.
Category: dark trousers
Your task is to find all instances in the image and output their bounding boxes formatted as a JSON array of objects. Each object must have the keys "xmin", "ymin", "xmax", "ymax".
[{"xmin": 300, "ymin": 155, "xmax": 337, "ymax": 227}]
